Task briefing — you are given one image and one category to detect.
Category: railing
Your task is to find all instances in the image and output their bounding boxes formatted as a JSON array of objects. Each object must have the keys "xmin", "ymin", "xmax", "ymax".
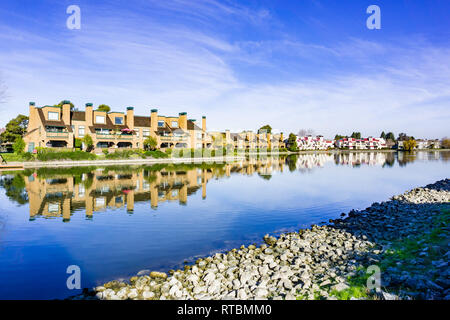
[
  {"xmin": 95, "ymin": 134, "xmax": 134, "ymax": 140},
  {"xmin": 160, "ymin": 135, "xmax": 188, "ymax": 142},
  {"xmin": 46, "ymin": 131, "xmax": 69, "ymax": 139}
]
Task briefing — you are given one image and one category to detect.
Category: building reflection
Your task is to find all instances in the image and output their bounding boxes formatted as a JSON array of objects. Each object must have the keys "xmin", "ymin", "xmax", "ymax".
[
  {"xmin": 0, "ymin": 151, "xmax": 446, "ymax": 222},
  {"xmin": 26, "ymin": 167, "xmax": 215, "ymax": 221}
]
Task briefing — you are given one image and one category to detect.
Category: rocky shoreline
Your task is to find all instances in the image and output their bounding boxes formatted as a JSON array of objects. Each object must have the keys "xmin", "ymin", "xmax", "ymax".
[{"xmin": 73, "ymin": 179, "xmax": 450, "ymax": 300}]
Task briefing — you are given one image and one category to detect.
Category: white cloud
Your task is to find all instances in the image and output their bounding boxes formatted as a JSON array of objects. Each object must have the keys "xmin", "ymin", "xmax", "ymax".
[{"xmin": 0, "ymin": 1, "xmax": 448, "ymax": 139}]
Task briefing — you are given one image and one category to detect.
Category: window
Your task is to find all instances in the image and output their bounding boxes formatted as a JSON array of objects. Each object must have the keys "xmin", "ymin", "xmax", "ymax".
[
  {"xmin": 196, "ymin": 132, "xmax": 202, "ymax": 139},
  {"xmin": 95, "ymin": 198, "xmax": 106, "ymax": 207},
  {"xmin": 48, "ymin": 111, "xmax": 59, "ymax": 120},
  {"xmin": 136, "ymin": 129, "xmax": 140, "ymax": 138},
  {"xmin": 158, "ymin": 121, "xmax": 165, "ymax": 127},
  {"xmin": 171, "ymin": 121, "xmax": 178, "ymax": 127},
  {"xmin": 78, "ymin": 185, "xmax": 85, "ymax": 197},
  {"xmin": 96, "ymin": 115, "xmax": 105, "ymax": 124},
  {"xmin": 143, "ymin": 129, "xmax": 150, "ymax": 137},
  {"xmin": 78, "ymin": 126, "xmax": 85, "ymax": 137},
  {"xmin": 115, "ymin": 117, "xmax": 123, "ymax": 125},
  {"xmin": 48, "ymin": 203, "xmax": 59, "ymax": 213}
]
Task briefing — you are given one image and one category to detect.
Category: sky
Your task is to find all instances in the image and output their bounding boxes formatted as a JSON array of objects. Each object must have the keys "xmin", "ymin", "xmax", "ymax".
[{"xmin": 0, "ymin": 0, "xmax": 449, "ymax": 138}]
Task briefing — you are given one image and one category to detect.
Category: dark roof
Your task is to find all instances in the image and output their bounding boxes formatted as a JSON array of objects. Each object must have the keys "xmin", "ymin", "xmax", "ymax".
[
  {"xmin": 37, "ymin": 108, "xmax": 73, "ymax": 132},
  {"xmin": 133, "ymin": 116, "xmax": 151, "ymax": 127},
  {"xmin": 187, "ymin": 120, "xmax": 202, "ymax": 131},
  {"xmin": 72, "ymin": 111, "xmax": 85, "ymax": 121},
  {"xmin": 88, "ymin": 115, "xmax": 129, "ymax": 133}
]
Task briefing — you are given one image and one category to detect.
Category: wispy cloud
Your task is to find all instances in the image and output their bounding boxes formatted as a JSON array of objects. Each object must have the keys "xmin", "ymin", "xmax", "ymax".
[{"xmin": 0, "ymin": 0, "xmax": 448, "ymax": 139}]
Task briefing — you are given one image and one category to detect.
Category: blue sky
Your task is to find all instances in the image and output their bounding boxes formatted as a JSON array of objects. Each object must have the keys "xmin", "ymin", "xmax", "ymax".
[{"xmin": 0, "ymin": 0, "xmax": 449, "ymax": 138}]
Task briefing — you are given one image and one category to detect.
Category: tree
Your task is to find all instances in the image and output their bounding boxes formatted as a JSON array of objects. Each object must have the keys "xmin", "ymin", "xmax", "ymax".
[
  {"xmin": 54, "ymin": 100, "xmax": 74, "ymax": 109},
  {"xmin": 12, "ymin": 136, "xmax": 25, "ymax": 154},
  {"xmin": 97, "ymin": 104, "xmax": 111, "ymax": 112},
  {"xmin": 0, "ymin": 114, "xmax": 29, "ymax": 143},
  {"xmin": 386, "ymin": 132, "xmax": 395, "ymax": 141},
  {"xmin": 351, "ymin": 132, "xmax": 361, "ymax": 139},
  {"xmin": 380, "ymin": 131, "xmax": 386, "ymax": 139},
  {"xmin": 334, "ymin": 134, "xmax": 346, "ymax": 140},
  {"xmin": 258, "ymin": 125, "xmax": 272, "ymax": 134},
  {"xmin": 441, "ymin": 137, "xmax": 450, "ymax": 149},
  {"xmin": 82, "ymin": 134, "xmax": 94, "ymax": 152},
  {"xmin": 403, "ymin": 139, "xmax": 417, "ymax": 151},
  {"xmin": 74, "ymin": 138, "xmax": 83, "ymax": 149},
  {"xmin": 287, "ymin": 133, "xmax": 298, "ymax": 152},
  {"xmin": 143, "ymin": 136, "xmax": 157, "ymax": 150}
]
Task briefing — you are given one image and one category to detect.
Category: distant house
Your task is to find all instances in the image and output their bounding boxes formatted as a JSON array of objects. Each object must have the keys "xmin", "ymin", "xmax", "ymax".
[
  {"xmin": 397, "ymin": 139, "xmax": 441, "ymax": 150},
  {"xmin": 335, "ymin": 137, "xmax": 387, "ymax": 150},
  {"xmin": 296, "ymin": 135, "xmax": 334, "ymax": 150}
]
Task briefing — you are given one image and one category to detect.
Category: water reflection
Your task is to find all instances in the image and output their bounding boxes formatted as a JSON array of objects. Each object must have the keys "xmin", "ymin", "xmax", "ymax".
[{"xmin": 0, "ymin": 151, "xmax": 448, "ymax": 223}]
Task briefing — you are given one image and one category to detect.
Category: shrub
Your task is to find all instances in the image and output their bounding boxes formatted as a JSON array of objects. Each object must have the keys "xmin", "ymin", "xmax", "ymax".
[
  {"xmin": 22, "ymin": 152, "xmax": 35, "ymax": 161},
  {"xmin": 13, "ymin": 137, "xmax": 26, "ymax": 154},
  {"xmin": 142, "ymin": 150, "xmax": 169, "ymax": 159},
  {"xmin": 102, "ymin": 149, "xmax": 109, "ymax": 155},
  {"xmin": 104, "ymin": 150, "xmax": 134, "ymax": 159},
  {"xmin": 82, "ymin": 134, "xmax": 94, "ymax": 152},
  {"xmin": 36, "ymin": 150, "xmax": 97, "ymax": 161},
  {"xmin": 74, "ymin": 138, "xmax": 83, "ymax": 148},
  {"xmin": 143, "ymin": 136, "xmax": 157, "ymax": 150}
]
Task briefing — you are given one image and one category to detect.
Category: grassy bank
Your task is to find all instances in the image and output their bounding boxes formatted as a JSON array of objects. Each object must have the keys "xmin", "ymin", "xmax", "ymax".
[{"xmin": 320, "ymin": 207, "xmax": 449, "ymax": 300}]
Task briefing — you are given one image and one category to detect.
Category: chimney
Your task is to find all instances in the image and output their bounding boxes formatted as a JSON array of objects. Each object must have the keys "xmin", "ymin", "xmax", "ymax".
[
  {"xmin": 85, "ymin": 103, "xmax": 93, "ymax": 125},
  {"xmin": 126, "ymin": 106, "xmax": 134, "ymax": 129},
  {"xmin": 150, "ymin": 109, "xmax": 158, "ymax": 130},
  {"xmin": 225, "ymin": 129, "xmax": 230, "ymax": 143},
  {"xmin": 62, "ymin": 100, "xmax": 71, "ymax": 125},
  {"xmin": 178, "ymin": 112, "xmax": 187, "ymax": 130},
  {"xmin": 28, "ymin": 102, "xmax": 37, "ymax": 130},
  {"xmin": 202, "ymin": 116, "xmax": 206, "ymax": 132}
]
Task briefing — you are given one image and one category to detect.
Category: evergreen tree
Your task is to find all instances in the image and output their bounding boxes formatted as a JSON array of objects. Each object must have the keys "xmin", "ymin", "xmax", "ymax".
[
  {"xmin": 0, "ymin": 114, "xmax": 29, "ymax": 143},
  {"xmin": 386, "ymin": 132, "xmax": 395, "ymax": 141},
  {"xmin": 97, "ymin": 104, "xmax": 111, "ymax": 112},
  {"xmin": 258, "ymin": 125, "xmax": 272, "ymax": 134},
  {"xmin": 287, "ymin": 133, "xmax": 298, "ymax": 152}
]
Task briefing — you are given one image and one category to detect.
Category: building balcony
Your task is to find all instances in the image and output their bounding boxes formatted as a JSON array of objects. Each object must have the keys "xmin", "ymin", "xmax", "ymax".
[
  {"xmin": 159, "ymin": 135, "xmax": 188, "ymax": 142},
  {"xmin": 46, "ymin": 131, "xmax": 69, "ymax": 139},
  {"xmin": 95, "ymin": 134, "xmax": 134, "ymax": 140}
]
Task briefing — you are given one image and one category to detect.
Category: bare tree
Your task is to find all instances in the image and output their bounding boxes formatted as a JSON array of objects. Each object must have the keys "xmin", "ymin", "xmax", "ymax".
[{"xmin": 297, "ymin": 128, "xmax": 315, "ymax": 137}]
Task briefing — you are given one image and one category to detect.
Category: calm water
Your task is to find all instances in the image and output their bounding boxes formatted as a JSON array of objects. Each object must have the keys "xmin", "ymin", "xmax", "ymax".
[{"xmin": 0, "ymin": 151, "xmax": 448, "ymax": 299}]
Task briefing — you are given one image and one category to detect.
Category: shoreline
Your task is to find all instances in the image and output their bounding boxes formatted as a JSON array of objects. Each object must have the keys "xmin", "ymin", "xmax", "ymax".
[
  {"xmin": 72, "ymin": 178, "xmax": 450, "ymax": 300},
  {"xmin": 2, "ymin": 149, "xmax": 446, "ymax": 169}
]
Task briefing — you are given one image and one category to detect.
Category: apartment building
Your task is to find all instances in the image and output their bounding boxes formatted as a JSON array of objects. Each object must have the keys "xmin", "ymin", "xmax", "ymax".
[
  {"xmin": 335, "ymin": 137, "xmax": 387, "ymax": 150},
  {"xmin": 296, "ymin": 135, "xmax": 334, "ymax": 150},
  {"xmin": 397, "ymin": 139, "xmax": 441, "ymax": 150},
  {"xmin": 23, "ymin": 101, "xmax": 210, "ymax": 152},
  {"xmin": 208, "ymin": 130, "xmax": 285, "ymax": 150}
]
